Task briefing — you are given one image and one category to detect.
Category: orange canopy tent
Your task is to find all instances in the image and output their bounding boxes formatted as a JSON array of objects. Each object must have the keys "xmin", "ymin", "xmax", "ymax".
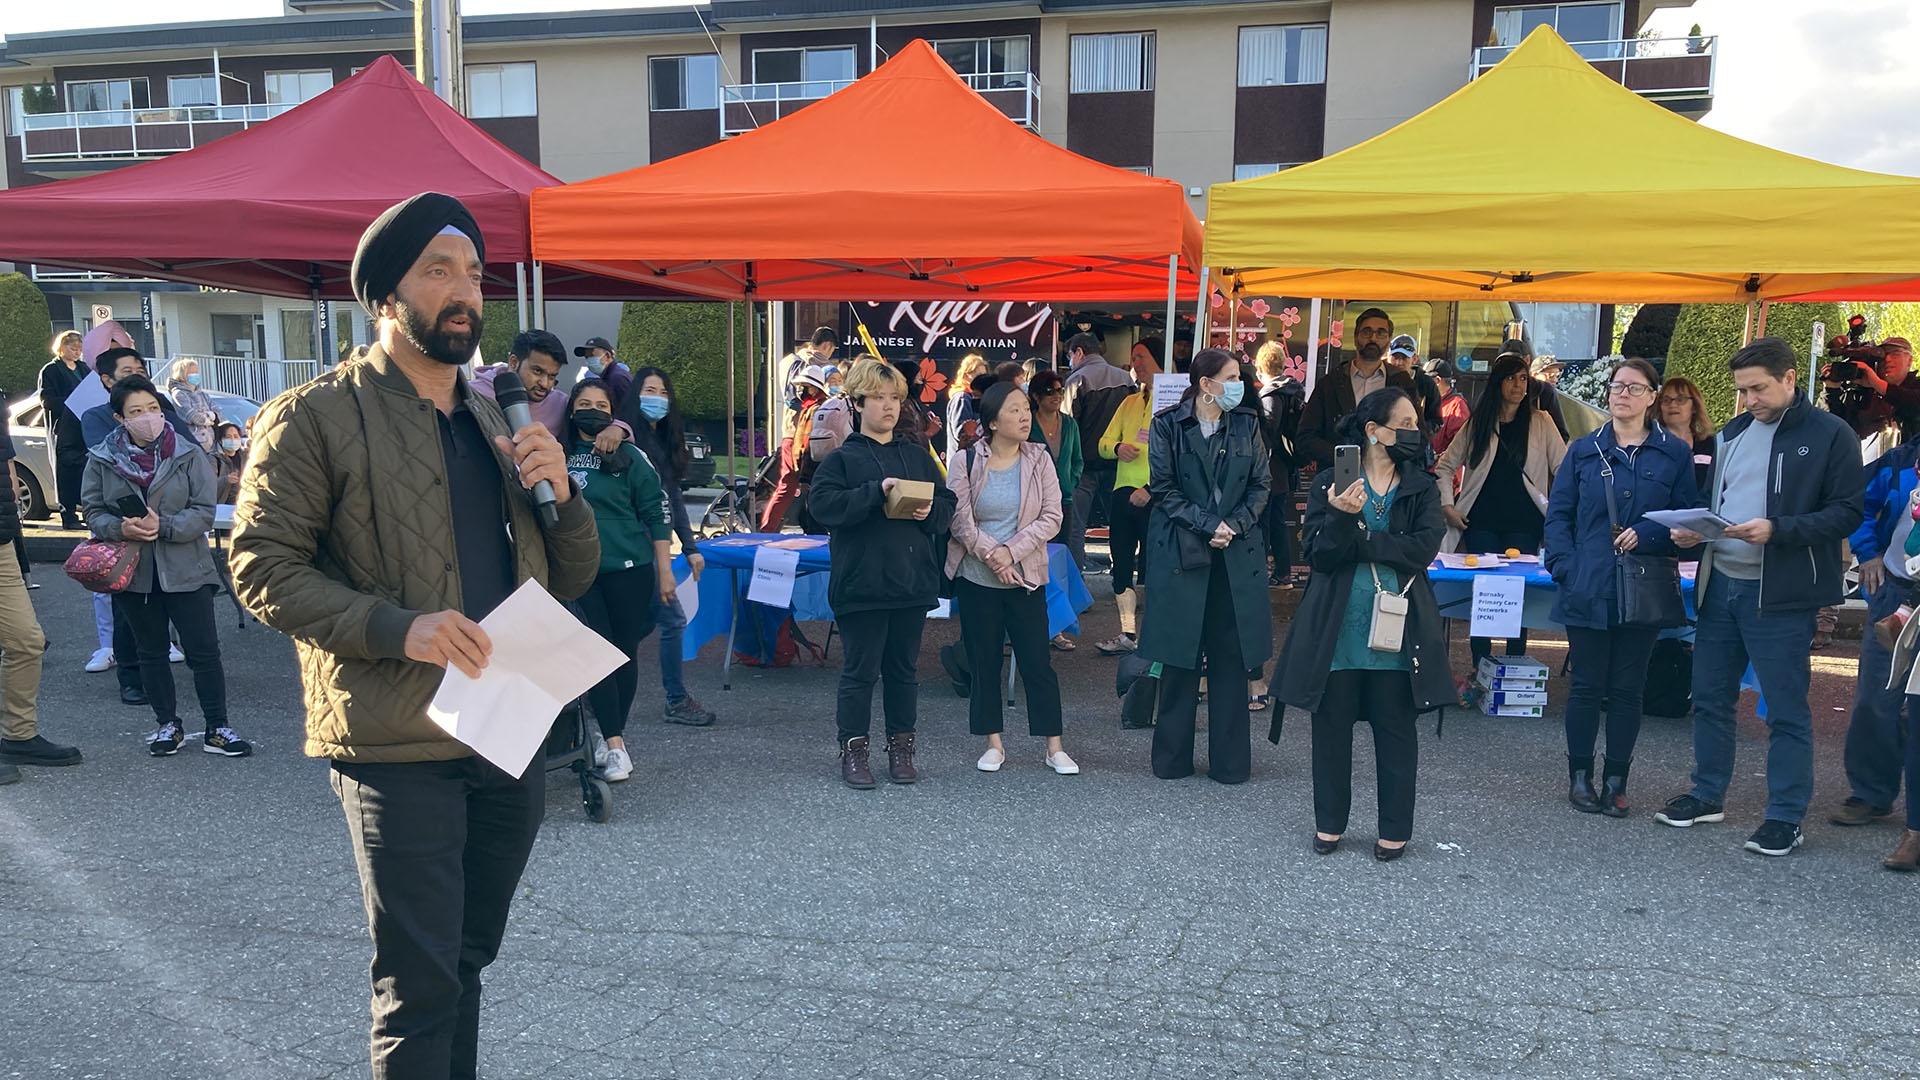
[{"xmin": 530, "ymin": 40, "xmax": 1203, "ymax": 307}]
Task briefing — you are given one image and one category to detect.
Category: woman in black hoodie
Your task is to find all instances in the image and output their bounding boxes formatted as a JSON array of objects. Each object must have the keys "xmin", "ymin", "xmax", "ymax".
[{"xmin": 808, "ymin": 357, "xmax": 957, "ymax": 790}]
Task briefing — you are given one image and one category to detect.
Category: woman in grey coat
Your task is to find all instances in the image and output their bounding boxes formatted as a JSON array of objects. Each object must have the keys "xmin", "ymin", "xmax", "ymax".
[
  {"xmin": 1138, "ymin": 348, "xmax": 1272, "ymax": 784},
  {"xmin": 83, "ymin": 376, "xmax": 247, "ymax": 759}
]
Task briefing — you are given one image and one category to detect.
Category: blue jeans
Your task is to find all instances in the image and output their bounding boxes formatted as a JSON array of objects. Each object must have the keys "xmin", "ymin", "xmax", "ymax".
[
  {"xmin": 1689, "ymin": 574, "xmax": 1816, "ymax": 824},
  {"xmin": 658, "ymin": 593, "xmax": 689, "ymax": 704},
  {"xmin": 1845, "ymin": 577, "xmax": 1915, "ymax": 809}
]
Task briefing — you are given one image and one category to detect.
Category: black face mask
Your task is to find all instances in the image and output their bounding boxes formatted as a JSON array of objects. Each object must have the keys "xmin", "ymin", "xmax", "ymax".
[
  {"xmin": 1385, "ymin": 427, "xmax": 1427, "ymax": 465},
  {"xmin": 572, "ymin": 409, "xmax": 612, "ymax": 437}
]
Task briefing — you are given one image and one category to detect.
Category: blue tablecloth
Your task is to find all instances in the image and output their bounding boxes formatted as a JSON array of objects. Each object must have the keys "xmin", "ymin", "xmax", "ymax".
[
  {"xmin": 675, "ymin": 534, "xmax": 1093, "ymax": 661},
  {"xmin": 1427, "ymin": 560, "xmax": 1698, "ymax": 630}
]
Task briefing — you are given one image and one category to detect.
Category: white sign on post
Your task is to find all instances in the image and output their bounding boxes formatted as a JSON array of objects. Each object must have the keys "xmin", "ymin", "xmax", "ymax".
[
  {"xmin": 90, "ymin": 304, "xmax": 113, "ymax": 323},
  {"xmin": 1469, "ymin": 573, "xmax": 1526, "ymax": 639},
  {"xmin": 1151, "ymin": 372, "xmax": 1190, "ymax": 414},
  {"xmin": 747, "ymin": 545, "xmax": 800, "ymax": 609}
]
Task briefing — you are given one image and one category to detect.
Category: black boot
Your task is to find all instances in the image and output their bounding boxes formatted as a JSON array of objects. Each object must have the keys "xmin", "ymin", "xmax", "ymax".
[
  {"xmin": 885, "ymin": 731, "xmax": 918, "ymax": 784},
  {"xmin": 1568, "ymin": 757, "xmax": 1602, "ymax": 814},
  {"xmin": 1599, "ymin": 760, "xmax": 1631, "ymax": 818}
]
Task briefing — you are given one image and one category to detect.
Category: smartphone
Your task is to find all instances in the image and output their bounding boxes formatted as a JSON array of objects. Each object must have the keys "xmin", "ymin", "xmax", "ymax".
[
  {"xmin": 1333, "ymin": 444, "xmax": 1362, "ymax": 493},
  {"xmin": 114, "ymin": 494, "xmax": 148, "ymax": 519}
]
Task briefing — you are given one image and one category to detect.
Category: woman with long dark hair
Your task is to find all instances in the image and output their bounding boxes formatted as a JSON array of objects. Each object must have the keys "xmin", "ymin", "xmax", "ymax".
[
  {"xmin": 1434, "ymin": 354, "xmax": 1566, "ymax": 667},
  {"xmin": 1138, "ymin": 348, "xmax": 1271, "ymax": 784},
  {"xmin": 626, "ymin": 367, "xmax": 718, "ymax": 727},
  {"xmin": 1274, "ymin": 388, "xmax": 1451, "ymax": 860},
  {"xmin": 1544, "ymin": 358, "xmax": 1698, "ymax": 816}
]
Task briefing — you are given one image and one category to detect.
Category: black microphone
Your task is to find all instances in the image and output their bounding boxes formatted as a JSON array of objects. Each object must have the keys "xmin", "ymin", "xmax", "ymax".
[{"xmin": 489, "ymin": 369, "xmax": 560, "ymax": 528}]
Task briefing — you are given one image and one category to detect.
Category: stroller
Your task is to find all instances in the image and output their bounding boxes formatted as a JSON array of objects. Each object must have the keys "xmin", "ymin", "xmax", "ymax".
[{"xmin": 545, "ymin": 698, "xmax": 612, "ymax": 823}]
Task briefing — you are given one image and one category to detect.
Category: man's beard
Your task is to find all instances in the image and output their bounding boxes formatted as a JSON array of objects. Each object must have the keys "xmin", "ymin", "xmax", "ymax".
[
  {"xmin": 1358, "ymin": 343, "xmax": 1384, "ymax": 363},
  {"xmin": 398, "ymin": 299, "xmax": 483, "ymax": 366}
]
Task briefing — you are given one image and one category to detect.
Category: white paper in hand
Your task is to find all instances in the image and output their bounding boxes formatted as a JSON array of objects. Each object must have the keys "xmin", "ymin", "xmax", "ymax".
[
  {"xmin": 65, "ymin": 372, "xmax": 109, "ymax": 423},
  {"xmin": 427, "ymin": 580, "xmax": 625, "ymax": 778},
  {"xmin": 747, "ymin": 545, "xmax": 800, "ymax": 608}
]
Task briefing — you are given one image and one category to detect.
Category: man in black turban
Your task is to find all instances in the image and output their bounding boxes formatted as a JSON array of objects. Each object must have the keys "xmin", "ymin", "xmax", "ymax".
[{"xmin": 350, "ymin": 191, "xmax": 487, "ymax": 366}]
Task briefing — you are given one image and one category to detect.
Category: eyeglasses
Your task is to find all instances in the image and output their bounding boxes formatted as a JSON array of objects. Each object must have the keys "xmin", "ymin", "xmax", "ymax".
[
  {"xmin": 1657, "ymin": 395, "xmax": 1688, "ymax": 406},
  {"xmin": 1607, "ymin": 382, "xmax": 1653, "ymax": 398}
]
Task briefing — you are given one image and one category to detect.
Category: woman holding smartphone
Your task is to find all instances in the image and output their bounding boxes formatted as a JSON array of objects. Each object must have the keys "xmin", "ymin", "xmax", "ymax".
[{"xmin": 82, "ymin": 376, "xmax": 245, "ymax": 758}]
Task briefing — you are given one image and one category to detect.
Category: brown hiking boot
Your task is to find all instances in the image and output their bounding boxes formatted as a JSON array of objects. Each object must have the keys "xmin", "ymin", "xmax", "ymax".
[
  {"xmin": 1829, "ymin": 797, "xmax": 1892, "ymax": 827},
  {"xmin": 1875, "ymin": 607, "xmax": 1911, "ymax": 652},
  {"xmin": 840, "ymin": 736, "xmax": 875, "ymax": 790},
  {"xmin": 1885, "ymin": 830, "xmax": 1920, "ymax": 873},
  {"xmin": 885, "ymin": 732, "xmax": 918, "ymax": 784}
]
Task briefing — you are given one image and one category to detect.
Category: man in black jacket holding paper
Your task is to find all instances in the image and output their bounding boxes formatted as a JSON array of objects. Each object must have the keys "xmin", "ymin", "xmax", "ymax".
[{"xmin": 1656, "ymin": 337, "xmax": 1865, "ymax": 858}]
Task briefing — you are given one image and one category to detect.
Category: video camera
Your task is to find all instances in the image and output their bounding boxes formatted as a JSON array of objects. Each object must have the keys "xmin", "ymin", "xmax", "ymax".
[{"xmin": 1823, "ymin": 313, "xmax": 1886, "ymax": 387}]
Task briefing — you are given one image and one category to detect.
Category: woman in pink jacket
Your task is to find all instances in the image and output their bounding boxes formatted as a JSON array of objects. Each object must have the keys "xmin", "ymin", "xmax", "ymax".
[{"xmin": 948, "ymin": 382, "xmax": 1079, "ymax": 775}]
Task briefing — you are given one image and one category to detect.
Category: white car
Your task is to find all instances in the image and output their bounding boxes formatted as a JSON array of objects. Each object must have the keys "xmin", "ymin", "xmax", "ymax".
[{"xmin": 7, "ymin": 389, "xmax": 261, "ymax": 520}]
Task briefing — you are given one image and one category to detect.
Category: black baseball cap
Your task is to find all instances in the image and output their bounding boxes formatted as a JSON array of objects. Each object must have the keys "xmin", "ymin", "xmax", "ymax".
[
  {"xmin": 1422, "ymin": 357, "xmax": 1457, "ymax": 380},
  {"xmin": 573, "ymin": 336, "xmax": 613, "ymax": 358}
]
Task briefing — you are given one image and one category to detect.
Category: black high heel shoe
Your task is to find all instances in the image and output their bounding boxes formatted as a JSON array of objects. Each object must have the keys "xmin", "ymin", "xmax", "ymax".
[
  {"xmin": 1312, "ymin": 835, "xmax": 1340, "ymax": 855},
  {"xmin": 1373, "ymin": 842, "xmax": 1406, "ymax": 862}
]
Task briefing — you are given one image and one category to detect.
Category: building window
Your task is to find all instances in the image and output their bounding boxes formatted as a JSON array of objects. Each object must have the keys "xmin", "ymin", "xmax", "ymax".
[
  {"xmin": 466, "ymin": 63, "xmax": 536, "ymax": 118},
  {"xmin": 168, "ymin": 74, "xmax": 219, "ymax": 108},
  {"xmin": 3, "ymin": 87, "xmax": 24, "ymax": 136},
  {"xmin": 1238, "ymin": 25, "xmax": 1327, "ymax": 86},
  {"xmin": 281, "ymin": 310, "xmax": 318, "ymax": 363},
  {"xmin": 1232, "ymin": 163, "xmax": 1300, "ymax": 181},
  {"xmin": 1493, "ymin": 3, "xmax": 1623, "ymax": 58},
  {"xmin": 1070, "ymin": 32, "xmax": 1155, "ymax": 94},
  {"xmin": 933, "ymin": 36, "xmax": 1031, "ymax": 88},
  {"xmin": 1512, "ymin": 302, "xmax": 1602, "ymax": 361},
  {"xmin": 753, "ymin": 46, "xmax": 856, "ymax": 86},
  {"xmin": 649, "ymin": 54, "xmax": 720, "ymax": 111},
  {"xmin": 265, "ymin": 70, "xmax": 334, "ymax": 106},
  {"xmin": 64, "ymin": 78, "xmax": 150, "ymax": 116}
]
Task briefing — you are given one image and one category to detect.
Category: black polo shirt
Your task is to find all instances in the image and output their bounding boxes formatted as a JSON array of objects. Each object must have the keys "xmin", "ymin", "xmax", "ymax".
[{"xmin": 438, "ymin": 403, "xmax": 517, "ymax": 621}]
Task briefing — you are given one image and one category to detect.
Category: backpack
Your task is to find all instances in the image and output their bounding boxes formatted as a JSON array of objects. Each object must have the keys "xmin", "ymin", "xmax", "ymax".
[{"xmin": 1643, "ymin": 638, "xmax": 1694, "ymax": 718}]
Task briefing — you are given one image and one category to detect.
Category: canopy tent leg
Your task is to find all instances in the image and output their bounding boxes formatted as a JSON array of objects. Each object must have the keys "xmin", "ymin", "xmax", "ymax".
[
  {"xmin": 516, "ymin": 263, "xmax": 529, "ymax": 332},
  {"xmin": 1740, "ymin": 300, "xmax": 1756, "ymax": 347},
  {"xmin": 1755, "ymin": 299, "xmax": 1772, "ymax": 338},
  {"xmin": 746, "ymin": 300, "xmax": 758, "ymax": 526},
  {"xmin": 1163, "ymin": 254, "xmax": 1178, "ymax": 353},
  {"xmin": 531, "ymin": 261, "xmax": 546, "ymax": 330},
  {"xmin": 1306, "ymin": 297, "xmax": 1324, "ymax": 399},
  {"xmin": 1192, "ymin": 267, "xmax": 1210, "ymax": 364},
  {"xmin": 726, "ymin": 302, "xmax": 738, "ymax": 493}
]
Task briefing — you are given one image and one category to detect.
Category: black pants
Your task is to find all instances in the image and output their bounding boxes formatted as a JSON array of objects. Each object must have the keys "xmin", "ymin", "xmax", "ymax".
[
  {"xmin": 1265, "ymin": 469, "xmax": 1295, "ymax": 576},
  {"xmin": 955, "ymin": 578, "xmax": 1063, "ymax": 737},
  {"xmin": 1460, "ymin": 525, "xmax": 1540, "ymax": 664},
  {"xmin": 329, "ymin": 757, "xmax": 543, "ymax": 1080},
  {"xmin": 112, "ymin": 603, "xmax": 144, "ymax": 695},
  {"xmin": 836, "ymin": 606, "xmax": 926, "ymax": 741},
  {"xmin": 1312, "ymin": 668, "xmax": 1419, "ymax": 842},
  {"xmin": 574, "ymin": 566, "xmax": 659, "ymax": 740},
  {"xmin": 1108, "ymin": 487, "xmax": 1151, "ymax": 594},
  {"xmin": 55, "ymin": 449, "xmax": 85, "ymax": 515},
  {"xmin": 1153, "ymin": 553, "xmax": 1250, "ymax": 783},
  {"xmin": 1563, "ymin": 622, "xmax": 1659, "ymax": 777},
  {"xmin": 113, "ymin": 585, "xmax": 225, "ymax": 730}
]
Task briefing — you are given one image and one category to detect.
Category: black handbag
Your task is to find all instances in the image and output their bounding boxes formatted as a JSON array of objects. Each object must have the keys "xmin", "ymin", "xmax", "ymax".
[{"xmin": 1599, "ymin": 450, "xmax": 1687, "ymax": 629}]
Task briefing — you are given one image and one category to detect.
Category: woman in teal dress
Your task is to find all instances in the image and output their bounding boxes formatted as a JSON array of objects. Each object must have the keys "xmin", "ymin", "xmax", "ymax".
[{"xmin": 1272, "ymin": 388, "xmax": 1452, "ymax": 861}]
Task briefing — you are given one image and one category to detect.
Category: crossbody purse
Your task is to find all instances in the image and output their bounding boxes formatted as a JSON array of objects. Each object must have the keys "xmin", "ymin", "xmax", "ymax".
[
  {"xmin": 1367, "ymin": 562, "xmax": 1415, "ymax": 652},
  {"xmin": 1599, "ymin": 448, "xmax": 1686, "ymax": 629}
]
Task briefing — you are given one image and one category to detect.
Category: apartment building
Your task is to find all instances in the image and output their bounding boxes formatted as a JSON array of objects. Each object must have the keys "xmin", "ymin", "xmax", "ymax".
[{"xmin": 0, "ymin": 0, "xmax": 1709, "ymax": 371}]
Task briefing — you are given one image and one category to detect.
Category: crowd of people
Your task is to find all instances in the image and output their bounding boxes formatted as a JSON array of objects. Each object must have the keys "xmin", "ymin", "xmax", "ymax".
[{"xmin": 2, "ymin": 192, "xmax": 1915, "ymax": 1080}]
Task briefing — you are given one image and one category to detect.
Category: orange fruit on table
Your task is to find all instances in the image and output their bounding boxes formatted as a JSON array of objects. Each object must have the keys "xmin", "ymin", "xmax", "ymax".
[
  {"xmin": 1464, "ymin": 554, "xmax": 1480, "ymax": 567},
  {"xmin": 1505, "ymin": 548, "xmax": 1522, "ymax": 558}
]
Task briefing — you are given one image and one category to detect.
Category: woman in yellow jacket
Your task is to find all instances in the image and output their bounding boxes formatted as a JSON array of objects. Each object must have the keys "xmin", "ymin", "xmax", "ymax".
[{"xmin": 1096, "ymin": 340, "xmax": 1162, "ymax": 655}]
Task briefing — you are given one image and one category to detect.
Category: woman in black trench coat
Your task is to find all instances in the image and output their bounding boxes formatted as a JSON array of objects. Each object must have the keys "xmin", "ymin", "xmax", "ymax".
[
  {"xmin": 1138, "ymin": 348, "xmax": 1272, "ymax": 784},
  {"xmin": 1272, "ymin": 388, "xmax": 1454, "ymax": 860}
]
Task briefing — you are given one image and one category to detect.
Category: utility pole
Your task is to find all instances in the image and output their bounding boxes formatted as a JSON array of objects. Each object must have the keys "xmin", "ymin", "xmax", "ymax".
[{"xmin": 414, "ymin": 0, "xmax": 464, "ymax": 110}]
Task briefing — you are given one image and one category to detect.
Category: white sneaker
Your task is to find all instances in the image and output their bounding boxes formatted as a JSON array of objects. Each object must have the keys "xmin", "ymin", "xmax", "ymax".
[
  {"xmin": 589, "ymin": 727, "xmax": 609, "ymax": 768},
  {"xmin": 1045, "ymin": 750, "xmax": 1081, "ymax": 775},
  {"xmin": 601, "ymin": 746, "xmax": 632, "ymax": 782},
  {"xmin": 168, "ymin": 644, "xmax": 185, "ymax": 664},
  {"xmin": 976, "ymin": 746, "xmax": 1006, "ymax": 772},
  {"xmin": 84, "ymin": 647, "xmax": 115, "ymax": 673}
]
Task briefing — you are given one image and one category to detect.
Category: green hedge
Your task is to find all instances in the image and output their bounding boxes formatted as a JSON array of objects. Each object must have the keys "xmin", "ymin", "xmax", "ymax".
[
  {"xmin": 475, "ymin": 300, "xmax": 519, "ymax": 368},
  {"xmin": 0, "ymin": 273, "xmax": 53, "ymax": 403},
  {"xmin": 614, "ymin": 301, "xmax": 756, "ymax": 422},
  {"xmin": 1664, "ymin": 301, "xmax": 1843, "ymax": 426}
]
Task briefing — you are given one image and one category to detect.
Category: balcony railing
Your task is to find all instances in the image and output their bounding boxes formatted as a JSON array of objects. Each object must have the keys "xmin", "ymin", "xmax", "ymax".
[
  {"xmin": 16, "ymin": 102, "xmax": 297, "ymax": 162},
  {"xmin": 720, "ymin": 70, "xmax": 1039, "ymax": 137},
  {"xmin": 165, "ymin": 354, "xmax": 320, "ymax": 402},
  {"xmin": 1473, "ymin": 35, "xmax": 1716, "ymax": 103},
  {"xmin": 28, "ymin": 265, "xmax": 158, "ymax": 283}
]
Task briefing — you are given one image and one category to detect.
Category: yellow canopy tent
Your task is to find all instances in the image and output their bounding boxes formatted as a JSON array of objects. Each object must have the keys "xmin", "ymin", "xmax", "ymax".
[{"xmin": 1204, "ymin": 27, "xmax": 1920, "ymax": 304}]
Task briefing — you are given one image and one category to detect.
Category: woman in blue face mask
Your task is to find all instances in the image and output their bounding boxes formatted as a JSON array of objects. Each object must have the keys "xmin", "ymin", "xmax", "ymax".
[
  {"xmin": 167, "ymin": 359, "xmax": 218, "ymax": 453},
  {"xmin": 1136, "ymin": 348, "xmax": 1273, "ymax": 786},
  {"xmin": 623, "ymin": 367, "xmax": 719, "ymax": 728}
]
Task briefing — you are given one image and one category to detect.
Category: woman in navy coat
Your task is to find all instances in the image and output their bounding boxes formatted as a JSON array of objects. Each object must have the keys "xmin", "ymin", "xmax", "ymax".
[{"xmin": 1543, "ymin": 358, "xmax": 1700, "ymax": 818}]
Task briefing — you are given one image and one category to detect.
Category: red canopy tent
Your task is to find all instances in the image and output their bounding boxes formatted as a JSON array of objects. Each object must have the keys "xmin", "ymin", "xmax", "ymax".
[
  {"xmin": 0, "ymin": 56, "xmax": 678, "ymax": 308},
  {"xmin": 530, "ymin": 40, "xmax": 1204, "ymax": 310}
]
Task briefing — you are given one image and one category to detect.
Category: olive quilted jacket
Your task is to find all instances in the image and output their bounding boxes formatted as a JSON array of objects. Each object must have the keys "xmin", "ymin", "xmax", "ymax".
[{"xmin": 229, "ymin": 348, "xmax": 601, "ymax": 762}]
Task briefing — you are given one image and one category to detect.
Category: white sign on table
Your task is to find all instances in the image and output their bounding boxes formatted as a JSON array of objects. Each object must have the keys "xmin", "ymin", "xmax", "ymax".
[
  {"xmin": 427, "ymin": 580, "xmax": 626, "ymax": 778},
  {"xmin": 1151, "ymin": 373, "xmax": 1190, "ymax": 414},
  {"xmin": 1469, "ymin": 573, "xmax": 1526, "ymax": 639},
  {"xmin": 747, "ymin": 545, "xmax": 800, "ymax": 608}
]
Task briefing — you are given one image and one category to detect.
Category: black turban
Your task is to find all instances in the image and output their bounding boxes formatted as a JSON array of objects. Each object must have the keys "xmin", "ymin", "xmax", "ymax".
[{"xmin": 350, "ymin": 192, "xmax": 485, "ymax": 317}]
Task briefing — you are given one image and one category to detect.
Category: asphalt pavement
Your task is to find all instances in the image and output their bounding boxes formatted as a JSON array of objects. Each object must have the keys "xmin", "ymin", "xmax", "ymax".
[{"xmin": 0, "ymin": 571, "xmax": 1914, "ymax": 1080}]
